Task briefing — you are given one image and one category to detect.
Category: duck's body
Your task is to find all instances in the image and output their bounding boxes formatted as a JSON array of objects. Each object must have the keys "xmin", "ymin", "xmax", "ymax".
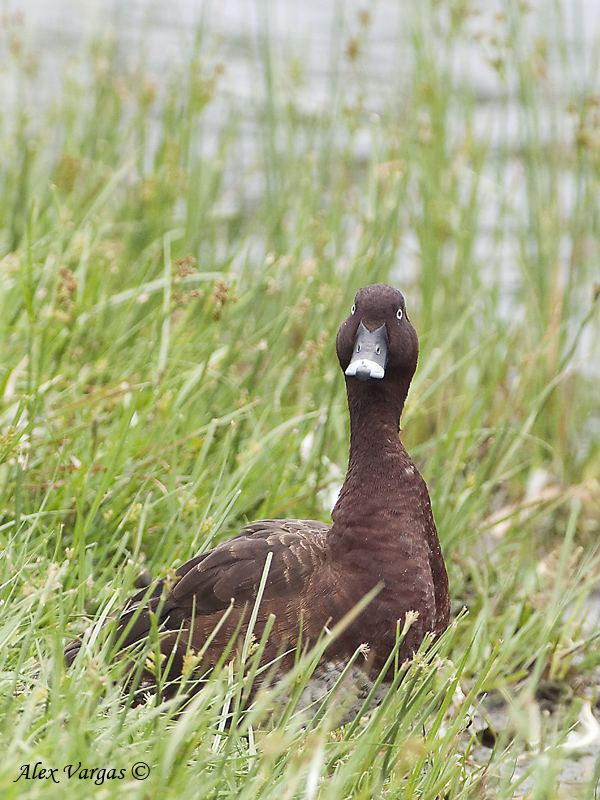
[{"xmin": 65, "ymin": 284, "xmax": 449, "ymax": 715}]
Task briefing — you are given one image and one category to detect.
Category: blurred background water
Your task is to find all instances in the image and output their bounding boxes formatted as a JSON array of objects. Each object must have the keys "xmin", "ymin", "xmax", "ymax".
[{"xmin": 10, "ymin": 0, "xmax": 600, "ymax": 108}]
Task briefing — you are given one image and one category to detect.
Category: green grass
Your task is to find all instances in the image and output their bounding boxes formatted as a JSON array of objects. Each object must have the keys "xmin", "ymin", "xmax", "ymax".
[{"xmin": 1, "ymin": 1, "xmax": 600, "ymax": 797}]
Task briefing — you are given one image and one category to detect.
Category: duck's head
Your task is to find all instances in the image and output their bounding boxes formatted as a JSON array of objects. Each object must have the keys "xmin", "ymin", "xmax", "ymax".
[{"xmin": 336, "ymin": 284, "xmax": 419, "ymax": 387}]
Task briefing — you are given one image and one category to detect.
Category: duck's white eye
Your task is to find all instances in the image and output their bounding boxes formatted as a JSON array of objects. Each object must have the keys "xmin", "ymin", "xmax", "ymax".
[
  {"xmin": 351, "ymin": 304, "xmax": 356, "ymax": 315},
  {"xmin": 396, "ymin": 308, "xmax": 403, "ymax": 320}
]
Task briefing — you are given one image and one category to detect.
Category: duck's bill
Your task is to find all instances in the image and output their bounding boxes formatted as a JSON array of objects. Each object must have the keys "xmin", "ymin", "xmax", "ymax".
[
  {"xmin": 345, "ymin": 322, "xmax": 388, "ymax": 381},
  {"xmin": 345, "ymin": 358, "xmax": 385, "ymax": 380}
]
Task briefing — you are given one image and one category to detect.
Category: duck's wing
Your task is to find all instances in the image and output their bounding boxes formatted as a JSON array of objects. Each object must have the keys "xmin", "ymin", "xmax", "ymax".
[
  {"xmin": 170, "ymin": 519, "xmax": 331, "ymax": 612},
  {"xmin": 65, "ymin": 519, "xmax": 332, "ymax": 664}
]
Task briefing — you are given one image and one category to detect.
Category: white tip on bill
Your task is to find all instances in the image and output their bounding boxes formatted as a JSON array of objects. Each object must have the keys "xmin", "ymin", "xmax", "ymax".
[{"xmin": 345, "ymin": 359, "xmax": 385, "ymax": 380}]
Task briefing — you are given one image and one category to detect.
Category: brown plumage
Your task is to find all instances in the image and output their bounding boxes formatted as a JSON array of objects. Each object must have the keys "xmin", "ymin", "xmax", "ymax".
[{"xmin": 65, "ymin": 284, "xmax": 449, "ymax": 716}]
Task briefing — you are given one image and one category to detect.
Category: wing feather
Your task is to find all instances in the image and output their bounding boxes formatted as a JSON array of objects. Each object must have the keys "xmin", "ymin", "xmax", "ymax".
[{"xmin": 112, "ymin": 519, "xmax": 331, "ymax": 649}]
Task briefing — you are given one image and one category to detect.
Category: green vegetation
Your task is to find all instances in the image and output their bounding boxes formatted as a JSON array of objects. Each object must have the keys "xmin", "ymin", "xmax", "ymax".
[{"xmin": 1, "ymin": 1, "xmax": 599, "ymax": 797}]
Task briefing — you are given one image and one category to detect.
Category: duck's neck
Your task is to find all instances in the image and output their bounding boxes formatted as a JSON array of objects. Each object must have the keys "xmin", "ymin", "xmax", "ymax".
[{"xmin": 332, "ymin": 381, "xmax": 417, "ymax": 529}]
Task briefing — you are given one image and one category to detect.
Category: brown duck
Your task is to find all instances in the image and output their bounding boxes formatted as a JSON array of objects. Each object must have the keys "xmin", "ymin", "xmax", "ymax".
[{"xmin": 65, "ymin": 284, "xmax": 449, "ymax": 715}]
